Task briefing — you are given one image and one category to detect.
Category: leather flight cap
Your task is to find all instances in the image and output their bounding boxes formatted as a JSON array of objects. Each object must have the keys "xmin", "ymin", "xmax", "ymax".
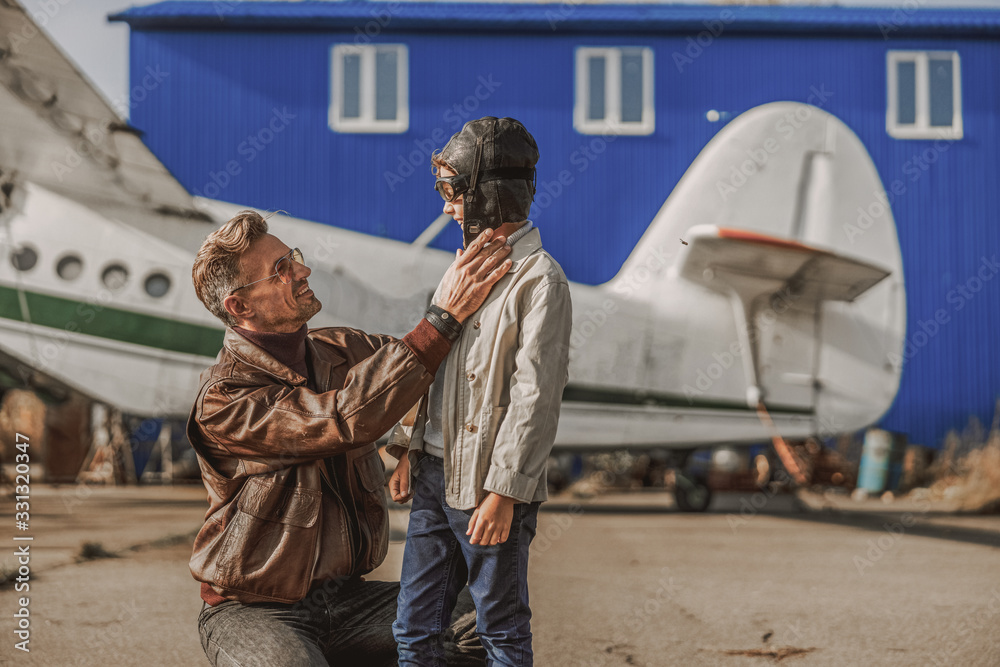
[{"xmin": 436, "ymin": 117, "xmax": 539, "ymax": 248}]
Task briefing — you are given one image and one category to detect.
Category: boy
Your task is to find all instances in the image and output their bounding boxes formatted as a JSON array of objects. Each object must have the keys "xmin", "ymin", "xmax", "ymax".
[{"xmin": 388, "ymin": 117, "xmax": 573, "ymax": 666}]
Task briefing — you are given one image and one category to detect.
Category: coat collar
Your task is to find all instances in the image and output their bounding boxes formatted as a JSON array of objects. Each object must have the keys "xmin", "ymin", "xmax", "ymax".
[
  {"xmin": 224, "ymin": 328, "xmax": 347, "ymax": 385},
  {"xmin": 304, "ymin": 336, "xmax": 344, "ymax": 390},
  {"xmin": 507, "ymin": 226, "xmax": 543, "ymax": 275}
]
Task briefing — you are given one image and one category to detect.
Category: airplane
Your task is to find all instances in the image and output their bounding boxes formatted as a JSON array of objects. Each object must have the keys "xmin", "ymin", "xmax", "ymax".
[{"xmin": 0, "ymin": 1, "xmax": 903, "ymax": 511}]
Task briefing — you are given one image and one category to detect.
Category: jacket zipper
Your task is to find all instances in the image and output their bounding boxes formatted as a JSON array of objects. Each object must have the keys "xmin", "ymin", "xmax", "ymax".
[{"xmin": 308, "ymin": 362, "xmax": 356, "ymax": 581}]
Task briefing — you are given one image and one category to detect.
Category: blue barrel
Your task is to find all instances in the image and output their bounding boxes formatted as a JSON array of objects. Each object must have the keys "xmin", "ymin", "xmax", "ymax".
[{"xmin": 858, "ymin": 429, "xmax": 892, "ymax": 493}]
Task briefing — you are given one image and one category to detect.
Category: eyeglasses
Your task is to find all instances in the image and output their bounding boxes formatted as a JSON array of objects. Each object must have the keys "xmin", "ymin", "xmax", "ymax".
[{"xmin": 229, "ymin": 248, "xmax": 305, "ymax": 294}]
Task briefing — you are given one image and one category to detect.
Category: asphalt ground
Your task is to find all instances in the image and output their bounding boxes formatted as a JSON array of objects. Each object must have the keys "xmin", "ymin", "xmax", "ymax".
[{"xmin": 1, "ymin": 485, "xmax": 998, "ymax": 666}]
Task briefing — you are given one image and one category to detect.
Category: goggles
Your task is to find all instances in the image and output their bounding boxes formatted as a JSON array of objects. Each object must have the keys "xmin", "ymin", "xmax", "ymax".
[
  {"xmin": 230, "ymin": 247, "xmax": 305, "ymax": 294},
  {"xmin": 434, "ymin": 173, "xmax": 470, "ymax": 202},
  {"xmin": 434, "ymin": 167, "xmax": 536, "ymax": 202}
]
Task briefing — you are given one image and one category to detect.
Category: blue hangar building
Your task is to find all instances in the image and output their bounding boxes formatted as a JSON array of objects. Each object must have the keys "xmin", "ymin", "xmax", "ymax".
[{"xmin": 112, "ymin": 2, "xmax": 1000, "ymax": 450}]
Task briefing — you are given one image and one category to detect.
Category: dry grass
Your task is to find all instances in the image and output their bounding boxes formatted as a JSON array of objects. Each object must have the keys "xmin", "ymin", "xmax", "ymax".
[
  {"xmin": 77, "ymin": 541, "xmax": 120, "ymax": 561},
  {"xmin": 919, "ymin": 406, "xmax": 1000, "ymax": 513},
  {"xmin": 925, "ymin": 432, "xmax": 1000, "ymax": 512}
]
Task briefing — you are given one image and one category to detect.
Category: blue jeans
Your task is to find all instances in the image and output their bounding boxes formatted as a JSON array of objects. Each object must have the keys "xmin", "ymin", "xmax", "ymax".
[
  {"xmin": 198, "ymin": 575, "xmax": 485, "ymax": 666},
  {"xmin": 393, "ymin": 456, "xmax": 540, "ymax": 667}
]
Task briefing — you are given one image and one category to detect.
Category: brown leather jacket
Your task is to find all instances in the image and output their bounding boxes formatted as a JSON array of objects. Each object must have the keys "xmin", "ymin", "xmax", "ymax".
[{"xmin": 187, "ymin": 326, "xmax": 440, "ymax": 604}]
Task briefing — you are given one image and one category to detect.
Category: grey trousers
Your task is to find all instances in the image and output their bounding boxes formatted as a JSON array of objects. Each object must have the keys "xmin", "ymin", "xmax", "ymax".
[{"xmin": 198, "ymin": 577, "xmax": 485, "ymax": 666}]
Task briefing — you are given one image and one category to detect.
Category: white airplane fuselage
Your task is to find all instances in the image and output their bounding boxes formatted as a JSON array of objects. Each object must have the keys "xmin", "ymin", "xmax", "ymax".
[{"xmin": 0, "ymin": 103, "xmax": 905, "ymax": 450}]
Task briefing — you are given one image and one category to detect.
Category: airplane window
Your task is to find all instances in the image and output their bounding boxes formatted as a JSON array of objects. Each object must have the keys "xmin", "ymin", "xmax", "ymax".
[
  {"xmin": 101, "ymin": 263, "xmax": 129, "ymax": 291},
  {"xmin": 144, "ymin": 272, "xmax": 171, "ymax": 298},
  {"xmin": 10, "ymin": 246, "xmax": 38, "ymax": 272},
  {"xmin": 56, "ymin": 254, "xmax": 84, "ymax": 281}
]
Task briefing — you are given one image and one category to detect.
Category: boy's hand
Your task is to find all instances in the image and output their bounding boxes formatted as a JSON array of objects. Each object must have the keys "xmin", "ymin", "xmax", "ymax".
[
  {"xmin": 467, "ymin": 492, "xmax": 515, "ymax": 545},
  {"xmin": 389, "ymin": 455, "xmax": 412, "ymax": 503}
]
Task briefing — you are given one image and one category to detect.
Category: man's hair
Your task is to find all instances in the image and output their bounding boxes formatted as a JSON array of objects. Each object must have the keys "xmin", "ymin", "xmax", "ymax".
[{"xmin": 192, "ymin": 210, "xmax": 269, "ymax": 326}]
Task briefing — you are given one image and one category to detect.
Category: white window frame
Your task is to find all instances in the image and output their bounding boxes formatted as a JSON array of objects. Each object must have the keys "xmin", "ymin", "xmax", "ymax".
[
  {"xmin": 886, "ymin": 50, "xmax": 962, "ymax": 140},
  {"xmin": 329, "ymin": 44, "xmax": 408, "ymax": 134},
  {"xmin": 574, "ymin": 46, "xmax": 654, "ymax": 136}
]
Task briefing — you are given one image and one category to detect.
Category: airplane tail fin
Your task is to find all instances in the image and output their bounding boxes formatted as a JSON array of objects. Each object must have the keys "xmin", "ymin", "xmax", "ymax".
[
  {"xmin": 610, "ymin": 101, "xmax": 906, "ymax": 431},
  {"xmin": 610, "ymin": 102, "xmax": 902, "ymax": 307}
]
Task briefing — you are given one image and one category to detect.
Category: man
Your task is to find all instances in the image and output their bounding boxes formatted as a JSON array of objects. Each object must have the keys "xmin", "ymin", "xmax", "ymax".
[
  {"xmin": 188, "ymin": 209, "xmax": 512, "ymax": 666},
  {"xmin": 388, "ymin": 117, "xmax": 573, "ymax": 665}
]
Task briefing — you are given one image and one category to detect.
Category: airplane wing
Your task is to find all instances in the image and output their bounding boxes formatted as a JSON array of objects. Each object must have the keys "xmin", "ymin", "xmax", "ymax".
[
  {"xmin": 678, "ymin": 224, "xmax": 891, "ymax": 304},
  {"xmin": 0, "ymin": 2, "xmax": 222, "ymax": 418},
  {"xmin": 0, "ymin": 0, "xmax": 201, "ymax": 219}
]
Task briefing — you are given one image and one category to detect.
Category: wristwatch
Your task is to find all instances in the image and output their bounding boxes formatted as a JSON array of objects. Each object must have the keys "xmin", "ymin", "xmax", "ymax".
[{"xmin": 425, "ymin": 304, "xmax": 463, "ymax": 341}]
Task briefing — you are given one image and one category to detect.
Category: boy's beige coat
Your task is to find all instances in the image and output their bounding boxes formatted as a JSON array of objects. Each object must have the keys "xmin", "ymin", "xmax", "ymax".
[{"xmin": 388, "ymin": 227, "xmax": 573, "ymax": 509}]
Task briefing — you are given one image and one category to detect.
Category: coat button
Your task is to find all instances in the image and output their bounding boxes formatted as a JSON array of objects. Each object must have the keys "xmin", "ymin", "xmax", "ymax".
[
  {"xmin": 473, "ymin": 320, "xmax": 481, "ymax": 329},
  {"xmin": 467, "ymin": 372, "xmax": 476, "ymax": 381},
  {"xmin": 465, "ymin": 423, "xmax": 477, "ymax": 433}
]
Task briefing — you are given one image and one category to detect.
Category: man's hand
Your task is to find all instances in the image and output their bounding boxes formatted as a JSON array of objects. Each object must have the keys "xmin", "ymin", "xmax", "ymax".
[
  {"xmin": 435, "ymin": 229, "xmax": 513, "ymax": 323},
  {"xmin": 467, "ymin": 492, "xmax": 516, "ymax": 545},
  {"xmin": 389, "ymin": 455, "xmax": 412, "ymax": 504}
]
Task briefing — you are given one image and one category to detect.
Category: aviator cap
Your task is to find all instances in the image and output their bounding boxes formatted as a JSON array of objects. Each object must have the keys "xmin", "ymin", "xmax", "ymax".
[{"xmin": 436, "ymin": 116, "xmax": 538, "ymax": 245}]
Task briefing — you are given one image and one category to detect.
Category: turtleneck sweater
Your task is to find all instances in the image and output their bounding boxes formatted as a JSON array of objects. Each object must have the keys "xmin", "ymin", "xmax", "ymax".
[
  {"xmin": 233, "ymin": 323, "xmax": 310, "ymax": 378},
  {"xmin": 233, "ymin": 319, "xmax": 450, "ymax": 381}
]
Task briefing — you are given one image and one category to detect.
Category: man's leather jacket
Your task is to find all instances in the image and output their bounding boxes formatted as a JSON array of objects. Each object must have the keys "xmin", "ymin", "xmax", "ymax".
[{"xmin": 187, "ymin": 326, "xmax": 438, "ymax": 604}]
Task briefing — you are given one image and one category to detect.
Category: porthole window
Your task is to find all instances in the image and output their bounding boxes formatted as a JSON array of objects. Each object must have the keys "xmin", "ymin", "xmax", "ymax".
[
  {"xmin": 56, "ymin": 254, "xmax": 84, "ymax": 281},
  {"xmin": 10, "ymin": 246, "xmax": 37, "ymax": 272},
  {"xmin": 101, "ymin": 263, "xmax": 129, "ymax": 291},
  {"xmin": 144, "ymin": 272, "xmax": 171, "ymax": 298}
]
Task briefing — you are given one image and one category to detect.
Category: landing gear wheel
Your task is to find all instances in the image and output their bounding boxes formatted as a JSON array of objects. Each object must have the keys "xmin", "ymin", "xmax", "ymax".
[{"xmin": 674, "ymin": 476, "xmax": 712, "ymax": 512}]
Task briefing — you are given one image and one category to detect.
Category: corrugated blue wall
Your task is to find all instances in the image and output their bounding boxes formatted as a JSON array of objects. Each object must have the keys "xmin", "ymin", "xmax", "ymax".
[{"xmin": 128, "ymin": 28, "xmax": 1000, "ymax": 448}]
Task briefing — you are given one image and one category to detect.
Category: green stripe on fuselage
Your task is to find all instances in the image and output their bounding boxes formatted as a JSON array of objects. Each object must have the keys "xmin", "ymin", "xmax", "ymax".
[
  {"xmin": 0, "ymin": 285, "xmax": 815, "ymax": 415},
  {"xmin": 562, "ymin": 385, "xmax": 813, "ymax": 415},
  {"xmin": 0, "ymin": 285, "xmax": 224, "ymax": 358}
]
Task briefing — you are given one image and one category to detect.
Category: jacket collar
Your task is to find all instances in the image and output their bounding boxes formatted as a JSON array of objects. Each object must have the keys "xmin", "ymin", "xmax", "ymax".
[
  {"xmin": 223, "ymin": 327, "xmax": 347, "ymax": 385},
  {"xmin": 507, "ymin": 226, "xmax": 543, "ymax": 275},
  {"xmin": 304, "ymin": 336, "xmax": 343, "ymax": 391}
]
